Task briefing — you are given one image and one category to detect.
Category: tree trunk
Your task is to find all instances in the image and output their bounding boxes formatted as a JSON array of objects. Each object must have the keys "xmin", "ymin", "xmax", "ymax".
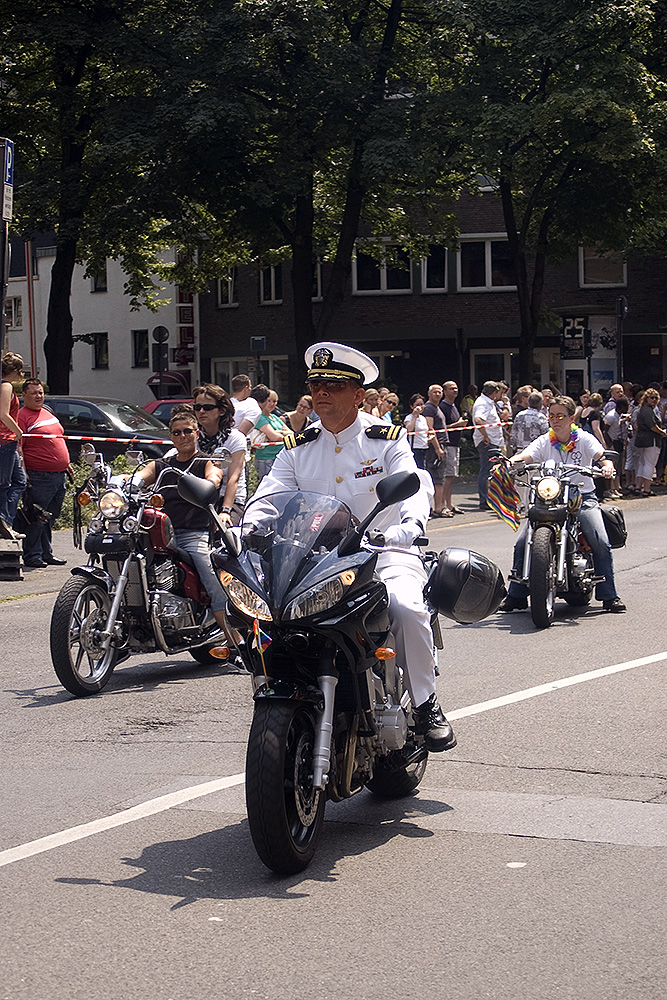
[
  {"xmin": 315, "ymin": 141, "xmax": 365, "ymax": 339},
  {"xmin": 499, "ymin": 173, "xmax": 538, "ymax": 385},
  {"xmin": 315, "ymin": 0, "xmax": 404, "ymax": 341},
  {"xmin": 291, "ymin": 183, "xmax": 316, "ymax": 363},
  {"xmin": 44, "ymin": 238, "xmax": 77, "ymax": 393}
]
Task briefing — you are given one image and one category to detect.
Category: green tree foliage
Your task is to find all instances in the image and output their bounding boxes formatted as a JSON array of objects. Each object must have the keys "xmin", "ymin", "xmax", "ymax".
[
  {"xmin": 426, "ymin": 0, "xmax": 667, "ymax": 381},
  {"xmin": 1, "ymin": 0, "xmax": 187, "ymax": 391}
]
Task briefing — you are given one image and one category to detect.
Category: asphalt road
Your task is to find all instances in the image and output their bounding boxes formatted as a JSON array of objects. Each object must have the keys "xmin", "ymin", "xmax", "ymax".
[{"xmin": 0, "ymin": 488, "xmax": 665, "ymax": 1000}]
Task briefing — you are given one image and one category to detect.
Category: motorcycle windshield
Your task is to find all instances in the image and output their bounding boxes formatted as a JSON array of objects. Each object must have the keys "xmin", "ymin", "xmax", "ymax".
[{"xmin": 241, "ymin": 491, "xmax": 356, "ymax": 611}]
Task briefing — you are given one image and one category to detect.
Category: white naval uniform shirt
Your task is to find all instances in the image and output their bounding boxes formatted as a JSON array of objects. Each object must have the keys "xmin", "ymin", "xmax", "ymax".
[
  {"xmin": 250, "ymin": 413, "xmax": 437, "ymax": 706},
  {"xmin": 251, "ymin": 413, "xmax": 430, "ymax": 532}
]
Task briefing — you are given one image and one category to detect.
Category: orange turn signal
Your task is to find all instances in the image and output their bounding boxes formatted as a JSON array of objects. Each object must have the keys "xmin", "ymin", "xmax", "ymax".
[
  {"xmin": 375, "ymin": 647, "xmax": 396, "ymax": 660},
  {"xmin": 77, "ymin": 492, "xmax": 91, "ymax": 506},
  {"xmin": 150, "ymin": 493, "xmax": 164, "ymax": 509},
  {"xmin": 208, "ymin": 646, "xmax": 231, "ymax": 660}
]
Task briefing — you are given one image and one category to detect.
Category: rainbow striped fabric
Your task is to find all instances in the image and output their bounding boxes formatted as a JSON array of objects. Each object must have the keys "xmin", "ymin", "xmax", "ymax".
[{"xmin": 487, "ymin": 462, "xmax": 521, "ymax": 531}]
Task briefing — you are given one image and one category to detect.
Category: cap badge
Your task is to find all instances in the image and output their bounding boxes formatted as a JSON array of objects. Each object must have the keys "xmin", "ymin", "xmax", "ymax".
[{"xmin": 313, "ymin": 347, "xmax": 333, "ymax": 369}]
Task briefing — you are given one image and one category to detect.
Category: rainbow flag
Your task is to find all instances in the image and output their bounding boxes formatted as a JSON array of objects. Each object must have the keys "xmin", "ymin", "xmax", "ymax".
[
  {"xmin": 253, "ymin": 619, "xmax": 272, "ymax": 652},
  {"xmin": 487, "ymin": 462, "xmax": 521, "ymax": 531}
]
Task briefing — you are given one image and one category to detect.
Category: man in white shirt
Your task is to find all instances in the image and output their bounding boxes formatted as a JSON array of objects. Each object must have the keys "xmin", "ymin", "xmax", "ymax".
[
  {"xmin": 472, "ymin": 381, "xmax": 504, "ymax": 509},
  {"xmin": 231, "ymin": 374, "xmax": 262, "ymax": 436}
]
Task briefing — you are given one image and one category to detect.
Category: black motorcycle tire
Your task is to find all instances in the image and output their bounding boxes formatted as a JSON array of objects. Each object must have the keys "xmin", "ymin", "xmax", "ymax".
[
  {"xmin": 563, "ymin": 590, "xmax": 593, "ymax": 607},
  {"xmin": 245, "ymin": 700, "xmax": 325, "ymax": 875},
  {"xmin": 189, "ymin": 644, "xmax": 223, "ymax": 666},
  {"xmin": 529, "ymin": 526, "xmax": 558, "ymax": 629},
  {"xmin": 365, "ymin": 753, "xmax": 428, "ymax": 799},
  {"xmin": 50, "ymin": 576, "xmax": 119, "ymax": 696}
]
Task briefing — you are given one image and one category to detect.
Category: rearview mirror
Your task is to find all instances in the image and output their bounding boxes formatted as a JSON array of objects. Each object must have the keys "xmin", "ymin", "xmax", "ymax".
[
  {"xmin": 125, "ymin": 450, "xmax": 145, "ymax": 468},
  {"xmin": 177, "ymin": 473, "xmax": 220, "ymax": 509}
]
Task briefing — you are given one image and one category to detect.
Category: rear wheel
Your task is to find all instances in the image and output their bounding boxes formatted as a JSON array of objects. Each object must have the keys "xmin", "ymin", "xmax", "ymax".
[
  {"xmin": 564, "ymin": 551, "xmax": 595, "ymax": 606},
  {"xmin": 245, "ymin": 700, "xmax": 326, "ymax": 875},
  {"xmin": 50, "ymin": 576, "xmax": 119, "ymax": 696},
  {"xmin": 529, "ymin": 526, "xmax": 558, "ymax": 629},
  {"xmin": 365, "ymin": 752, "xmax": 428, "ymax": 798},
  {"xmin": 189, "ymin": 643, "xmax": 225, "ymax": 666}
]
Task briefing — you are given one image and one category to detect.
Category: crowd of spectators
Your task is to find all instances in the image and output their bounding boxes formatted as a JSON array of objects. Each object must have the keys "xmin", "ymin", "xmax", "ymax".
[{"xmin": 3, "ymin": 351, "xmax": 666, "ymax": 558}]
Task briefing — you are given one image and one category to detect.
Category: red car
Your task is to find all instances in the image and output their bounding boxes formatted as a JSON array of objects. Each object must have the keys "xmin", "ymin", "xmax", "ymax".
[{"xmin": 142, "ymin": 398, "xmax": 193, "ymax": 425}]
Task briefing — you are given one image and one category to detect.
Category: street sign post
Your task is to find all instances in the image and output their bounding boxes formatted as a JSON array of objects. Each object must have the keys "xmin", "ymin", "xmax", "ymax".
[{"xmin": 0, "ymin": 138, "xmax": 14, "ymax": 353}]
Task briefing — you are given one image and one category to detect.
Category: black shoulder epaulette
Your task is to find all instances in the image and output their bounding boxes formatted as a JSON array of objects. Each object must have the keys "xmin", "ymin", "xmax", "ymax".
[
  {"xmin": 365, "ymin": 424, "xmax": 403, "ymax": 441},
  {"xmin": 284, "ymin": 426, "xmax": 322, "ymax": 450}
]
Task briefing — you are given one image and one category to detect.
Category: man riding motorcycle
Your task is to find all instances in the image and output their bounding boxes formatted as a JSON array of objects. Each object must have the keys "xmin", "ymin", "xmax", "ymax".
[
  {"xmin": 499, "ymin": 394, "xmax": 626, "ymax": 614},
  {"xmin": 249, "ymin": 341, "xmax": 457, "ymax": 752}
]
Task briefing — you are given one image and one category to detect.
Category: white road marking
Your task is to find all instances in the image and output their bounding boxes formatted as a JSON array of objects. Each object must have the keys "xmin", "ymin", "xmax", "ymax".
[
  {"xmin": 0, "ymin": 775, "xmax": 244, "ymax": 869},
  {"xmin": 446, "ymin": 651, "xmax": 667, "ymax": 721},
  {"xmin": 1, "ymin": 651, "xmax": 665, "ymax": 869}
]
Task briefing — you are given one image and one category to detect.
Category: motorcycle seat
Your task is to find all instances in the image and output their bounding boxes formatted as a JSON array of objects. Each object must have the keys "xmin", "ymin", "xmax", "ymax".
[{"xmin": 175, "ymin": 547, "xmax": 196, "ymax": 569}]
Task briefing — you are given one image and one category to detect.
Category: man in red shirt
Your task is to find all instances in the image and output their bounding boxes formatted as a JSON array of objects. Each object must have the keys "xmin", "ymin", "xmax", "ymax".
[{"xmin": 17, "ymin": 379, "xmax": 72, "ymax": 567}]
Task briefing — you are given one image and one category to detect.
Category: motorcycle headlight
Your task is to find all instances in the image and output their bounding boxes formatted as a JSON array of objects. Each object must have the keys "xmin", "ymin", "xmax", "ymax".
[
  {"xmin": 219, "ymin": 573, "xmax": 272, "ymax": 622},
  {"xmin": 284, "ymin": 571, "xmax": 356, "ymax": 621},
  {"xmin": 536, "ymin": 476, "xmax": 561, "ymax": 502},
  {"xmin": 98, "ymin": 489, "xmax": 129, "ymax": 520}
]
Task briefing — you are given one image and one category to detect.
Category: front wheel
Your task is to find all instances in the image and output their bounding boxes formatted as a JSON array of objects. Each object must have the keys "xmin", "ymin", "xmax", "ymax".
[
  {"xmin": 245, "ymin": 700, "xmax": 326, "ymax": 875},
  {"xmin": 529, "ymin": 526, "xmax": 558, "ymax": 629},
  {"xmin": 50, "ymin": 576, "xmax": 119, "ymax": 696}
]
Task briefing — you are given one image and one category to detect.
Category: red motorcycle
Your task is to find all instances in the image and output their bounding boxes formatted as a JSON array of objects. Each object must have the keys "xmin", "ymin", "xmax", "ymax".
[{"xmin": 50, "ymin": 450, "xmax": 227, "ymax": 696}]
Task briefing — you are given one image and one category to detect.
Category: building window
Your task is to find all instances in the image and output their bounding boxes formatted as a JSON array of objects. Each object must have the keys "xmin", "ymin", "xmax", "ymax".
[
  {"xmin": 579, "ymin": 248, "xmax": 626, "ymax": 288},
  {"xmin": 353, "ymin": 247, "xmax": 412, "ymax": 295},
  {"xmin": 132, "ymin": 329, "xmax": 149, "ymax": 368},
  {"xmin": 421, "ymin": 246, "xmax": 447, "ymax": 293},
  {"xmin": 212, "ymin": 355, "xmax": 289, "ymax": 399},
  {"xmin": 260, "ymin": 264, "xmax": 282, "ymax": 304},
  {"xmin": 91, "ymin": 332, "xmax": 109, "ymax": 369},
  {"xmin": 458, "ymin": 237, "xmax": 515, "ymax": 291},
  {"xmin": 4, "ymin": 296, "xmax": 22, "ymax": 327},
  {"xmin": 217, "ymin": 267, "xmax": 238, "ymax": 307},
  {"xmin": 90, "ymin": 262, "xmax": 108, "ymax": 293}
]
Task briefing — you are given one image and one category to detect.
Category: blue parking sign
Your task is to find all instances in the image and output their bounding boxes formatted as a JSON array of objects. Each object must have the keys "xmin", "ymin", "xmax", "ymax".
[{"xmin": 3, "ymin": 139, "xmax": 13, "ymax": 186}]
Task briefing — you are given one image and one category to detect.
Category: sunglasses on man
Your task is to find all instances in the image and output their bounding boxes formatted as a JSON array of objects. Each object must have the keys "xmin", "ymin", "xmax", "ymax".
[{"xmin": 171, "ymin": 427, "xmax": 195, "ymax": 436}]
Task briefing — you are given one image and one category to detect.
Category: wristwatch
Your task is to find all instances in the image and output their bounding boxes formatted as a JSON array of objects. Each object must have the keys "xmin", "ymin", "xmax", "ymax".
[{"xmin": 221, "ymin": 506, "xmax": 232, "ymax": 515}]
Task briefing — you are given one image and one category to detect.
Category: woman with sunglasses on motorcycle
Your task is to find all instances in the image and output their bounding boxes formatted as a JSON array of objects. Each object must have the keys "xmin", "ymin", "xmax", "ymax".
[
  {"xmin": 133, "ymin": 411, "xmax": 229, "ymax": 627},
  {"xmin": 191, "ymin": 383, "xmax": 248, "ymax": 526}
]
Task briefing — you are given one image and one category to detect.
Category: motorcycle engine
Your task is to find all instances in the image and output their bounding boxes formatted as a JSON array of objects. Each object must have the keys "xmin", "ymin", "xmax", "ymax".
[
  {"xmin": 154, "ymin": 592, "xmax": 197, "ymax": 631},
  {"xmin": 374, "ymin": 703, "xmax": 408, "ymax": 751},
  {"xmin": 150, "ymin": 560, "xmax": 179, "ymax": 591}
]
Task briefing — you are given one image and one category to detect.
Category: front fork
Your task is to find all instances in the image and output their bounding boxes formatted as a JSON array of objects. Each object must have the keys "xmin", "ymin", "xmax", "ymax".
[
  {"xmin": 521, "ymin": 522, "xmax": 568, "ymax": 587},
  {"xmin": 312, "ymin": 673, "xmax": 338, "ymax": 791},
  {"xmin": 98, "ymin": 552, "xmax": 133, "ymax": 649}
]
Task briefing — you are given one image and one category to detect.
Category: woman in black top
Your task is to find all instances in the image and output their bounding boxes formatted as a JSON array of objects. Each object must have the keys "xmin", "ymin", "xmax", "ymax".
[
  {"xmin": 634, "ymin": 388, "xmax": 667, "ymax": 496},
  {"xmin": 135, "ymin": 411, "xmax": 227, "ymax": 627}
]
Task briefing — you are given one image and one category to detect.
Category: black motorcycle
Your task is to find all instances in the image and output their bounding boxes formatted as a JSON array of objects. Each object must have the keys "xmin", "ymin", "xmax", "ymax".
[
  {"xmin": 179, "ymin": 469, "xmax": 505, "ymax": 874},
  {"xmin": 507, "ymin": 455, "xmax": 626, "ymax": 629}
]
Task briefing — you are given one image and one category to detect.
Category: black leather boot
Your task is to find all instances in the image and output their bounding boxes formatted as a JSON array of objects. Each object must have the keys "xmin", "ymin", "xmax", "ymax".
[{"xmin": 413, "ymin": 694, "xmax": 457, "ymax": 752}]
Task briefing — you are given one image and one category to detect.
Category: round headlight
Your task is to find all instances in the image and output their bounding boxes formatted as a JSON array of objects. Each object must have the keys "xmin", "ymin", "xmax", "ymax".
[
  {"xmin": 98, "ymin": 489, "xmax": 129, "ymax": 520},
  {"xmin": 536, "ymin": 476, "xmax": 561, "ymax": 502}
]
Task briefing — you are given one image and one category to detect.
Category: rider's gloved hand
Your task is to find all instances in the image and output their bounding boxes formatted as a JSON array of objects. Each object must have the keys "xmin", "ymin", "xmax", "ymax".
[{"xmin": 382, "ymin": 519, "xmax": 423, "ymax": 548}]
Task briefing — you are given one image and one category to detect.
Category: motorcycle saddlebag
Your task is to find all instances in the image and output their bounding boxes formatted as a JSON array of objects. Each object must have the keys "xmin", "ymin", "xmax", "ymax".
[
  {"xmin": 600, "ymin": 505, "xmax": 627, "ymax": 549},
  {"xmin": 424, "ymin": 547, "xmax": 506, "ymax": 624}
]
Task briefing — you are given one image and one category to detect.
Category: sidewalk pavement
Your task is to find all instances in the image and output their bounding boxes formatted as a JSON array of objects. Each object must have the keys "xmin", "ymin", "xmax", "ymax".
[{"xmin": 0, "ymin": 529, "xmax": 81, "ymax": 603}]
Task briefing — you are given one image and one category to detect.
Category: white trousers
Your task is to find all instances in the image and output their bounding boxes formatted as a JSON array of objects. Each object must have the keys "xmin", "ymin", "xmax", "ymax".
[{"xmin": 376, "ymin": 552, "xmax": 436, "ymax": 708}]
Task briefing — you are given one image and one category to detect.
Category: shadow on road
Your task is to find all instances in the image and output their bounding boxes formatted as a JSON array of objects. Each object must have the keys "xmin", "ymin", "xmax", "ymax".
[
  {"xmin": 54, "ymin": 793, "xmax": 454, "ymax": 905},
  {"xmin": 5, "ymin": 657, "xmax": 245, "ymax": 709}
]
